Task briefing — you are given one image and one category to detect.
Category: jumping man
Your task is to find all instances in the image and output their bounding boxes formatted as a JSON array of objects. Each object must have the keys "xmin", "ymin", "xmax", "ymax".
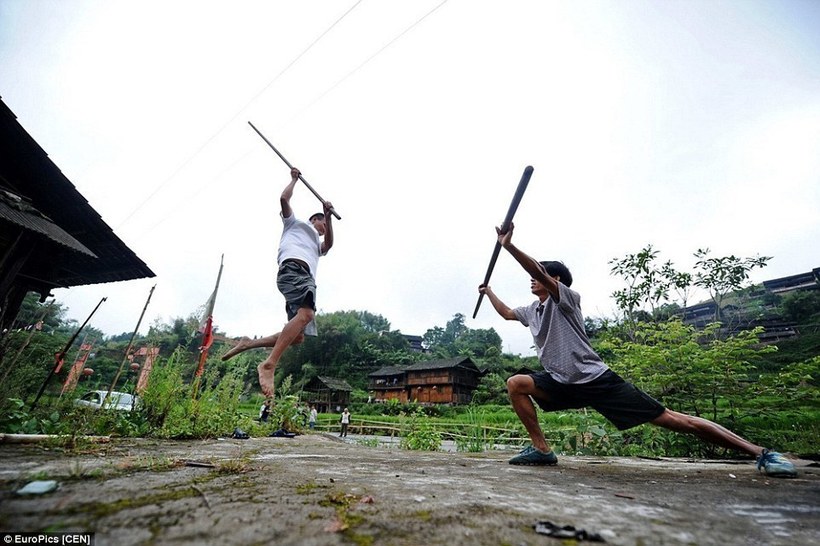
[
  {"xmin": 222, "ymin": 167, "xmax": 334, "ymax": 397},
  {"xmin": 478, "ymin": 223, "xmax": 796, "ymax": 477}
]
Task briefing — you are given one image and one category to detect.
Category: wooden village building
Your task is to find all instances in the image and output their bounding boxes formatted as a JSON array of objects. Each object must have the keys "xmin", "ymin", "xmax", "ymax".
[
  {"xmin": 368, "ymin": 356, "xmax": 484, "ymax": 405},
  {"xmin": 303, "ymin": 376, "xmax": 353, "ymax": 413},
  {"xmin": 0, "ymin": 97, "xmax": 154, "ymax": 330}
]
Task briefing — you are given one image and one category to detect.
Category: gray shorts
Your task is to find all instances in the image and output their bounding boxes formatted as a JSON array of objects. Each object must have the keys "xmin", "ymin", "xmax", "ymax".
[
  {"xmin": 277, "ymin": 260, "xmax": 318, "ymax": 336},
  {"xmin": 528, "ymin": 369, "xmax": 665, "ymax": 430}
]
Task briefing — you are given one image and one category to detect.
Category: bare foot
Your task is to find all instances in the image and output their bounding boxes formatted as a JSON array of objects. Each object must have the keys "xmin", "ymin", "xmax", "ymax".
[
  {"xmin": 221, "ymin": 337, "xmax": 251, "ymax": 361},
  {"xmin": 257, "ymin": 362, "xmax": 276, "ymax": 397}
]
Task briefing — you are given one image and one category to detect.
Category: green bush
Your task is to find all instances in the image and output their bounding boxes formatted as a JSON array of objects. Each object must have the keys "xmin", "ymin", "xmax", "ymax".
[
  {"xmin": 140, "ymin": 349, "xmax": 247, "ymax": 439},
  {"xmin": 400, "ymin": 407, "xmax": 442, "ymax": 451}
]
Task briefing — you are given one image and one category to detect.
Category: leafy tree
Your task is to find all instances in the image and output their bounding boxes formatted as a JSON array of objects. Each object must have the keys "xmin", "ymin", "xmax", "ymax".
[
  {"xmin": 781, "ymin": 290, "xmax": 820, "ymax": 324},
  {"xmin": 609, "ymin": 245, "xmax": 681, "ymax": 338},
  {"xmin": 146, "ymin": 315, "xmax": 201, "ymax": 354},
  {"xmin": 453, "ymin": 328, "xmax": 502, "ymax": 358},
  {"xmin": 276, "ymin": 310, "xmax": 413, "ymax": 390},
  {"xmin": 0, "ymin": 329, "xmax": 68, "ymax": 412},
  {"xmin": 8, "ymin": 292, "xmax": 66, "ymax": 332},
  {"xmin": 601, "ymin": 319, "xmax": 775, "ymax": 428},
  {"xmin": 423, "ymin": 314, "xmax": 500, "ymax": 358},
  {"xmin": 693, "ymin": 248, "xmax": 771, "ymax": 323},
  {"xmin": 471, "ymin": 373, "xmax": 508, "ymax": 405}
]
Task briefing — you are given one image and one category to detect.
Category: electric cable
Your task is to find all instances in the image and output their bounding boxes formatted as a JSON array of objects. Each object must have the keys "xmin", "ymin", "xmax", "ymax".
[
  {"xmin": 291, "ymin": 0, "xmax": 450, "ymax": 121},
  {"xmin": 115, "ymin": 0, "xmax": 365, "ymax": 230}
]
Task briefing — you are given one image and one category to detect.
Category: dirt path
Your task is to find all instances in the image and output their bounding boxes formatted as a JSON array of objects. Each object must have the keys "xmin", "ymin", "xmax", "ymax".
[{"xmin": 1, "ymin": 434, "xmax": 817, "ymax": 545}]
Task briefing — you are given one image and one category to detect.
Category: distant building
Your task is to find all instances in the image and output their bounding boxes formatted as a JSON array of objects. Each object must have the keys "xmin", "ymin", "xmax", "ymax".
[
  {"xmin": 762, "ymin": 268, "xmax": 820, "ymax": 295},
  {"xmin": 303, "ymin": 376, "xmax": 352, "ymax": 413},
  {"xmin": 680, "ymin": 267, "xmax": 819, "ymax": 342},
  {"xmin": 402, "ymin": 334, "xmax": 426, "ymax": 353},
  {"xmin": 681, "ymin": 301, "xmax": 719, "ymax": 328},
  {"xmin": 369, "ymin": 356, "xmax": 484, "ymax": 405}
]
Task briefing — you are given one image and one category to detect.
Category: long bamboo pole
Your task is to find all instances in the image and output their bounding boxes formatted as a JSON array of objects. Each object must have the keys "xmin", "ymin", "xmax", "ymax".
[
  {"xmin": 105, "ymin": 285, "xmax": 155, "ymax": 407},
  {"xmin": 247, "ymin": 121, "xmax": 341, "ymax": 220}
]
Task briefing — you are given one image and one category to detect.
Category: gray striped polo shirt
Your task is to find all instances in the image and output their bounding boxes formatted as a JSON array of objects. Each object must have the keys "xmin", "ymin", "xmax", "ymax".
[{"xmin": 513, "ymin": 283, "xmax": 608, "ymax": 384}]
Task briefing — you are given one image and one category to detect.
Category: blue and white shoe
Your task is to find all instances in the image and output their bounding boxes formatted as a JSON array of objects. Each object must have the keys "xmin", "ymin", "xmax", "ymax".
[
  {"xmin": 509, "ymin": 445, "xmax": 558, "ymax": 466},
  {"xmin": 756, "ymin": 449, "xmax": 797, "ymax": 478}
]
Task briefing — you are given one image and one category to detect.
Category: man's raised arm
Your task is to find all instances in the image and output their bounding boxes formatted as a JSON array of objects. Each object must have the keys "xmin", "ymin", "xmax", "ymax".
[
  {"xmin": 498, "ymin": 224, "xmax": 560, "ymax": 301},
  {"xmin": 280, "ymin": 167, "xmax": 300, "ymax": 218}
]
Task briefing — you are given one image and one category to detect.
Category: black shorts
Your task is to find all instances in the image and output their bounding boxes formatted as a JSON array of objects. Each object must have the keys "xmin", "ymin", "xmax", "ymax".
[{"xmin": 529, "ymin": 369, "xmax": 665, "ymax": 430}]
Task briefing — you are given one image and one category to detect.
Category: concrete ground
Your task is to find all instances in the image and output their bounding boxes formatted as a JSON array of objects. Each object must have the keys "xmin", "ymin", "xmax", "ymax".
[{"xmin": 0, "ymin": 433, "xmax": 817, "ymax": 546}]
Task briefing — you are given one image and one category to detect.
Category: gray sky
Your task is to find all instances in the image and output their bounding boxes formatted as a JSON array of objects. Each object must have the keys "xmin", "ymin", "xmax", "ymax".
[{"xmin": 2, "ymin": 0, "xmax": 818, "ymax": 355}]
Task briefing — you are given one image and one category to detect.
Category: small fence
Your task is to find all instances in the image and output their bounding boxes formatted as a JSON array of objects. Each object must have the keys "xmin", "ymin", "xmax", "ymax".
[{"xmin": 312, "ymin": 416, "xmax": 530, "ymax": 449}]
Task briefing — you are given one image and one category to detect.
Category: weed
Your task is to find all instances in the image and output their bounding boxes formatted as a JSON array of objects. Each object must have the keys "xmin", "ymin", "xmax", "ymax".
[
  {"xmin": 355, "ymin": 437, "xmax": 381, "ymax": 448},
  {"xmin": 296, "ymin": 481, "xmax": 327, "ymax": 494},
  {"xmin": 399, "ymin": 408, "xmax": 442, "ymax": 451},
  {"xmin": 216, "ymin": 455, "xmax": 252, "ymax": 474}
]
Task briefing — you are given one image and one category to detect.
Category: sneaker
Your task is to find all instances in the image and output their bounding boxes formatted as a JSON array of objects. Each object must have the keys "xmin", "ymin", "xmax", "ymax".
[
  {"xmin": 509, "ymin": 445, "xmax": 558, "ymax": 466},
  {"xmin": 756, "ymin": 449, "xmax": 797, "ymax": 478}
]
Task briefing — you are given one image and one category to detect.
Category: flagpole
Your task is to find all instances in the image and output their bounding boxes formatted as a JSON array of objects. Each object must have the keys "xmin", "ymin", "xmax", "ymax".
[{"xmin": 105, "ymin": 285, "xmax": 156, "ymax": 406}]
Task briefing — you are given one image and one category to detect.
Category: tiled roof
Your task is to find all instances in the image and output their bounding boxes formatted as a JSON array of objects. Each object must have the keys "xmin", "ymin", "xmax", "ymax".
[
  {"xmin": 314, "ymin": 376, "xmax": 353, "ymax": 391},
  {"xmin": 0, "ymin": 190, "xmax": 96, "ymax": 257}
]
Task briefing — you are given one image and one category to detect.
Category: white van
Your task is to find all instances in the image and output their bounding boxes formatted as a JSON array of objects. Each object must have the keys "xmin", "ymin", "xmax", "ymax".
[{"xmin": 74, "ymin": 390, "xmax": 140, "ymax": 411}]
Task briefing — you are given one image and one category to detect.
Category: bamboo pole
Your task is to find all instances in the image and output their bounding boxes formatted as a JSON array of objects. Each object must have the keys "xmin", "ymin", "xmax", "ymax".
[
  {"xmin": 248, "ymin": 121, "xmax": 341, "ymax": 220},
  {"xmin": 105, "ymin": 285, "xmax": 155, "ymax": 406}
]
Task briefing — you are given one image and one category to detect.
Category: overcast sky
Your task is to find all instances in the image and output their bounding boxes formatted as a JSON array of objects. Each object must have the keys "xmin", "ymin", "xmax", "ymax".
[{"xmin": 1, "ymin": 0, "xmax": 818, "ymax": 355}]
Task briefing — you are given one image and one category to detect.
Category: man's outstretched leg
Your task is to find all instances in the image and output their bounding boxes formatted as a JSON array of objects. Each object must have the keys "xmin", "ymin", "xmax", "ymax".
[
  {"xmin": 221, "ymin": 334, "xmax": 281, "ymax": 361},
  {"xmin": 651, "ymin": 409, "xmax": 797, "ymax": 477},
  {"xmin": 506, "ymin": 375, "xmax": 558, "ymax": 466},
  {"xmin": 257, "ymin": 307, "xmax": 313, "ymax": 397}
]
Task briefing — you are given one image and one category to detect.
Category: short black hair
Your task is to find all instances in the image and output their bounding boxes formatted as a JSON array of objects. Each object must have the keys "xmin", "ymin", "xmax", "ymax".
[
  {"xmin": 309, "ymin": 212, "xmax": 325, "ymax": 222},
  {"xmin": 539, "ymin": 261, "xmax": 573, "ymax": 287}
]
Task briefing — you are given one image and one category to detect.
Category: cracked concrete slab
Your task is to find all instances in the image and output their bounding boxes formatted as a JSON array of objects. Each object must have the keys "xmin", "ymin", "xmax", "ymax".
[{"xmin": 0, "ymin": 434, "xmax": 817, "ymax": 545}]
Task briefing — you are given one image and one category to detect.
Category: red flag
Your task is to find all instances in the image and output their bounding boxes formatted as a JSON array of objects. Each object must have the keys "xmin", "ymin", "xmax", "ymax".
[
  {"xmin": 200, "ymin": 315, "xmax": 214, "ymax": 351},
  {"xmin": 136, "ymin": 347, "xmax": 159, "ymax": 394},
  {"xmin": 195, "ymin": 255, "xmax": 223, "ymax": 378},
  {"xmin": 53, "ymin": 353, "xmax": 65, "ymax": 374},
  {"xmin": 61, "ymin": 341, "xmax": 93, "ymax": 394}
]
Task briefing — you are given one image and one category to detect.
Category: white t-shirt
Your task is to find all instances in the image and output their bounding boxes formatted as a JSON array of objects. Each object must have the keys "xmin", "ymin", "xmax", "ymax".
[{"xmin": 277, "ymin": 212, "xmax": 323, "ymax": 277}]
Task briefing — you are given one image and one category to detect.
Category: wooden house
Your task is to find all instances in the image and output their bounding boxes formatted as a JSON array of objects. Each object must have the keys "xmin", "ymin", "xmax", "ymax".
[
  {"xmin": 303, "ymin": 376, "xmax": 352, "ymax": 413},
  {"xmin": 369, "ymin": 357, "xmax": 484, "ymax": 405},
  {"xmin": 368, "ymin": 366, "xmax": 408, "ymax": 403}
]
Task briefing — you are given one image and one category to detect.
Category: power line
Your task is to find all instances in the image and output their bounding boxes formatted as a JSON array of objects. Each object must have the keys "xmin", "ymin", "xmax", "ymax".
[
  {"xmin": 115, "ymin": 0, "xmax": 365, "ymax": 230},
  {"xmin": 292, "ymin": 0, "xmax": 450, "ymax": 120}
]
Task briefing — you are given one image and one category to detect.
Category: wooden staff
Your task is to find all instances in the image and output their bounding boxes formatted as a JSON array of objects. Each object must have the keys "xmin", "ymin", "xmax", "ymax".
[
  {"xmin": 472, "ymin": 166, "xmax": 534, "ymax": 319},
  {"xmin": 248, "ymin": 121, "xmax": 341, "ymax": 220}
]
